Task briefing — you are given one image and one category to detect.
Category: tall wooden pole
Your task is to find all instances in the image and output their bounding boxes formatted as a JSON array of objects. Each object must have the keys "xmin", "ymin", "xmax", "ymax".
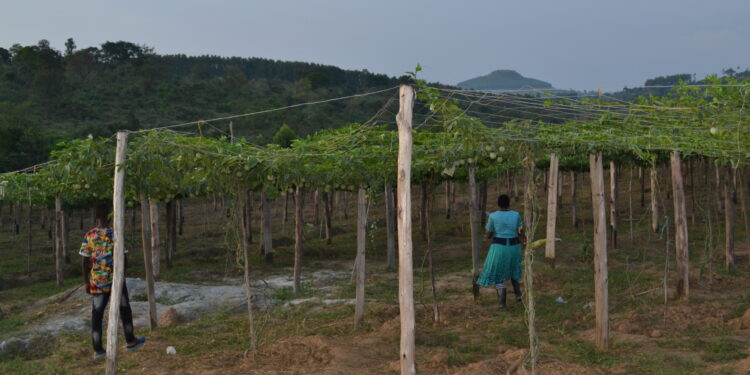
[
  {"xmin": 723, "ymin": 166, "xmax": 735, "ymax": 269},
  {"xmin": 589, "ymin": 153, "xmax": 609, "ymax": 350},
  {"xmin": 149, "ymin": 199, "xmax": 160, "ymax": 280},
  {"xmin": 467, "ymin": 166, "xmax": 481, "ymax": 300},
  {"xmin": 139, "ymin": 195, "xmax": 158, "ymax": 329},
  {"xmin": 54, "ymin": 194, "xmax": 63, "ymax": 287},
  {"xmin": 293, "ymin": 185, "xmax": 303, "ymax": 293},
  {"xmin": 105, "ymin": 131, "xmax": 128, "ymax": 375},
  {"xmin": 571, "ymin": 171, "xmax": 578, "ymax": 228},
  {"xmin": 396, "ymin": 84, "xmax": 416, "ymax": 375},
  {"xmin": 261, "ymin": 192, "xmax": 273, "ymax": 263},
  {"xmin": 239, "ymin": 190, "xmax": 256, "ymax": 349},
  {"xmin": 609, "ymin": 161, "xmax": 618, "ymax": 249},
  {"xmin": 354, "ymin": 188, "xmax": 367, "ymax": 329},
  {"xmin": 670, "ymin": 151, "xmax": 689, "ymax": 300},
  {"xmin": 545, "ymin": 153, "xmax": 559, "ymax": 263},
  {"xmin": 650, "ymin": 167, "xmax": 659, "ymax": 233}
]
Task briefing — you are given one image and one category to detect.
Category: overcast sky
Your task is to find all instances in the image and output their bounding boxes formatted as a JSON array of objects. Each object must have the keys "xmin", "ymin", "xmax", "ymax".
[{"xmin": 2, "ymin": 0, "xmax": 748, "ymax": 91}]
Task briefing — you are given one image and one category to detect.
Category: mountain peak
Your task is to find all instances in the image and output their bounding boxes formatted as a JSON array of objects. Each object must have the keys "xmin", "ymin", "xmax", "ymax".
[{"xmin": 457, "ymin": 70, "xmax": 552, "ymax": 90}]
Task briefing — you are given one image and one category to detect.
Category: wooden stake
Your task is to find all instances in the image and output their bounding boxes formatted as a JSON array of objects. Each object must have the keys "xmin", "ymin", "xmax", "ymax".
[
  {"xmin": 670, "ymin": 151, "xmax": 689, "ymax": 300},
  {"xmin": 261, "ymin": 192, "xmax": 273, "ymax": 263},
  {"xmin": 589, "ymin": 153, "xmax": 609, "ymax": 350},
  {"xmin": 149, "ymin": 199, "xmax": 160, "ymax": 280},
  {"xmin": 354, "ymin": 188, "xmax": 367, "ymax": 329},
  {"xmin": 239, "ymin": 190, "xmax": 256, "ymax": 350},
  {"xmin": 139, "ymin": 195, "xmax": 158, "ymax": 329},
  {"xmin": 166, "ymin": 201, "xmax": 175, "ymax": 268},
  {"xmin": 724, "ymin": 166, "xmax": 735, "ymax": 269},
  {"xmin": 293, "ymin": 185, "xmax": 303, "ymax": 293},
  {"xmin": 571, "ymin": 171, "xmax": 578, "ymax": 228},
  {"xmin": 105, "ymin": 131, "xmax": 128, "ymax": 375},
  {"xmin": 650, "ymin": 167, "xmax": 659, "ymax": 233},
  {"xmin": 545, "ymin": 153, "xmax": 559, "ymax": 262},
  {"xmin": 54, "ymin": 194, "xmax": 63, "ymax": 287},
  {"xmin": 609, "ymin": 161, "xmax": 618, "ymax": 249},
  {"xmin": 467, "ymin": 165, "xmax": 481, "ymax": 300},
  {"xmin": 396, "ymin": 84, "xmax": 416, "ymax": 375}
]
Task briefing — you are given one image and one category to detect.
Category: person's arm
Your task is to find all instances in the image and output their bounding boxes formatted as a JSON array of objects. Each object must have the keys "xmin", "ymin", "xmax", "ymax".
[
  {"xmin": 517, "ymin": 213, "xmax": 526, "ymax": 245},
  {"xmin": 484, "ymin": 214, "xmax": 494, "ymax": 239},
  {"xmin": 82, "ymin": 256, "xmax": 91, "ymax": 294}
]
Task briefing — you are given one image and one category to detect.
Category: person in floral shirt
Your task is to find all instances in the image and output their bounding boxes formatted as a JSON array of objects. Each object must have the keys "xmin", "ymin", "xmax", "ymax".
[{"xmin": 80, "ymin": 203, "xmax": 145, "ymax": 359}]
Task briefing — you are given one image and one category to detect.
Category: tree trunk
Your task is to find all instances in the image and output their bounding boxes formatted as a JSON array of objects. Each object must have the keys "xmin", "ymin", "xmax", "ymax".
[
  {"xmin": 385, "ymin": 184, "xmax": 397, "ymax": 272},
  {"xmin": 467, "ymin": 166, "xmax": 481, "ymax": 301},
  {"xmin": 149, "ymin": 199, "xmax": 160, "ymax": 280},
  {"xmin": 139, "ymin": 195, "xmax": 158, "ymax": 330},
  {"xmin": 589, "ymin": 153, "xmax": 609, "ymax": 350},
  {"xmin": 293, "ymin": 186, "xmax": 303, "ymax": 293},
  {"xmin": 396, "ymin": 85, "xmax": 416, "ymax": 375},
  {"xmin": 545, "ymin": 153, "xmax": 559, "ymax": 263},
  {"xmin": 354, "ymin": 188, "xmax": 368, "ymax": 329},
  {"xmin": 670, "ymin": 151, "xmax": 689, "ymax": 300}
]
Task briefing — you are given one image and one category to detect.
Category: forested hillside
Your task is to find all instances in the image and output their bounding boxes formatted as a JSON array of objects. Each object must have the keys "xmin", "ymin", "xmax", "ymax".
[{"xmin": 0, "ymin": 39, "xmax": 404, "ymax": 172}]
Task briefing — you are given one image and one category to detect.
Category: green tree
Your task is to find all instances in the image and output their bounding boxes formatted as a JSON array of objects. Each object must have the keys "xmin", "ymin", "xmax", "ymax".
[
  {"xmin": 272, "ymin": 124, "xmax": 297, "ymax": 148},
  {"xmin": 64, "ymin": 38, "xmax": 76, "ymax": 57}
]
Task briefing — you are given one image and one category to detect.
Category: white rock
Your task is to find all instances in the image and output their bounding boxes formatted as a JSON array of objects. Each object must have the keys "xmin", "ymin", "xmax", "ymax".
[{"xmin": 166, "ymin": 346, "xmax": 177, "ymax": 355}]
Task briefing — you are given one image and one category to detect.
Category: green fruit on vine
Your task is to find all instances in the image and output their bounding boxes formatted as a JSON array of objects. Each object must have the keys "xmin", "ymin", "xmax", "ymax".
[
  {"xmin": 484, "ymin": 145, "xmax": 492, "ymax": 152},
  {"xmin": 267, "ymin": 175, "xmax": 274, "ymax": 181},
  {"xmin": 498, "ymin": 146, "xmax": 506, "ymax": 153},
  {"xmin": 489, "ymin": 152, "xmax": 497, "ymax": 159},
  {"xmin": 84, "ymin": 184, "xmax": 90, "ymax": 189},
  {"xmin": 710, "ymin": 126, "xmax": 719, "ymax": 135}
]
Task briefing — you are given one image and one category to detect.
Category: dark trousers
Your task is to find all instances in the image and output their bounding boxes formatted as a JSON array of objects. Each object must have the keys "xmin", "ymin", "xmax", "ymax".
[{"xmin": 91, "ymin": 284, "xmax": 136, "ymax": 352}]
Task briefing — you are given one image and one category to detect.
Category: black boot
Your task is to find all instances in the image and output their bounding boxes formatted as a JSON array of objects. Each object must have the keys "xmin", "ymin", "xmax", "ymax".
[
  {"xmin": 496, "ymin": 287, "xmax": 507, "ymax": 310},
  {"xmin": 511, "ymin": 279, "xmax": 522, "ymax": 303}
]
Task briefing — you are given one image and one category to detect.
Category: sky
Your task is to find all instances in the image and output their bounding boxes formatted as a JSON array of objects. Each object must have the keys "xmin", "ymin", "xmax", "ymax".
[{"xmin": 2, "ymin": 0, "xmax": 748, "ymax": 92}]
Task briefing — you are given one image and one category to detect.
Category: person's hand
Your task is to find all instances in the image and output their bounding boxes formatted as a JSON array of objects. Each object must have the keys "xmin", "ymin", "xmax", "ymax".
[{"xmin": 84, "ymin": 284, "xmax": 91, "ymax": 295}]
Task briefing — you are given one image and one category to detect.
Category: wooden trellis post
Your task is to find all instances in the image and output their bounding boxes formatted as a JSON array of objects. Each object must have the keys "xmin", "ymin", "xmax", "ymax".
[
  {"xmin": 105, "ymin": 131, "xmax": 128, "ymax": 375},
  {"xmin": 609, "ymin": 161, "xmax": 618, "ymax": 249},
  {"xmin": 723, "ymin": 166, "xmax": 735, "ymax": 269},
  {"xmin": 385, "ymin": 184, "xmax": 397, "ymax": 271},
  {"xmin": 589, "ymin": 152, "xmax": 609, "ymax": 350},
  {"xmin": 571, "ymin": 171, "xmax": 578, "ymax": 228},
  {"xmin": 396, "ymin": 84, "xmax": 416, "ymax": 375},
  {"xmin": 54, "ymin": 194, "xmax": 63, "ymax": 288},
  {"xmin": 545, "ymin": 153, "xmax": 559, "ymax": 263},
  {"xmin": 467, "ymin": 165, "xmax": 481, "ymax": 300},
  {"xmin": 670, "ymin": 151, "xmax": 689, "ymax": 300},
  {"xmin": 150, "ymin": 199, "xmax": 160, "ymax": 279},
  {"xmin": 293, "ymin": 185, "xmax": 303, "ymax": 293},
  {"xmin": 354, "ymin": 188, "xmax": 367, "ymax": 328},
  {"xmin": 650, "ymin": 167, "xmax": 659, "ymax": 233},
  {"xmin": 261, "ymin": 192, "xmax": 273, "ymax": 263},
  {"xmin": 139, "ymin": 195, "xmax": 158, "ymax": 329}
]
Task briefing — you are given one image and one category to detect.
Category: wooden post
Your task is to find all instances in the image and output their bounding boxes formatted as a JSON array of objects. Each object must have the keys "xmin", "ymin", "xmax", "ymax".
[
  {"xmin": 149, "ymin": 199, "xmax": 160, "ymax": 280},
  {"xmin": 385, "ymin": 184, "xmax": 397, "ymax": 271},
  {"xmin": 545, "ymin": 153, "xmax": 559, "ymax": 262},
  {"xmin": 426, "ymin": 183, "xmax": 440, "ymax": 322},
  {"xmin": 609, "ymin": 161, "xmax": 618, "ymax": 249},
  {"xmin": 467, "ymin": 165, "xmax": 481, "ymax": 300},
  {"xmin": 396, "ymin": 84, "xmax": 416, "ymax": 375},
  {"xmin": 589, "ymin": 153, "xmax": 609, "ymax": 350},
  {"xmin": 670, "ymin": 151, "xmax": 689, "ymax": 300},
  {"xmin": 245, "ymin": 190, "xmax": 253, "ymax": 244},
  {"xmin": 723, "ymin": 166, "xmax": 735, "ymax": 269},
  {"xmin": 105, "ymin": 131, "xmax": 128, "ymax": 375},
  {"xmin": 261, "ymin": 192, "xmax": 273, "ymax": 263},
  {"xmin": 650, "ymin": 167, "xmax": 659, "ymax": 233},
  {"xmin": 239, "ymin": 190, "xmax": 256, "ymax": 349},
  {"xmin": 166, "ymin": 201, "xmax": 175, "ymax": 268},
  {"xmin": 177, "ymin": 199, "xmax": 184, "ymax": 236},
  {"xmin": 323, "ymin": 191, "xmax": 333, "ymax": 244},
  {"xmin": 139, "ymin": 194, "xmax": 158, "ymax": 329},
  {"xmin": 354, "ymin": 188, "xmax": 367, "ymax": 328},
  {"xmin": 54, "ymin": 194, "xmax": 63, "ymax": 287},
  {"xmin": 571, "ymin": 171, "xmax": 578, "ymax": 228},
  {"xmin": 293, "ymin": 185, "xmax": 303, "ymax": 293}
]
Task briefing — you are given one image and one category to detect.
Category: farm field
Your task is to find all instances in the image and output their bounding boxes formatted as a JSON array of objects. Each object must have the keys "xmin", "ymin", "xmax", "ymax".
[{"xmin": 1, "ymin": 165, "xmax": 749, "ymax": 375}]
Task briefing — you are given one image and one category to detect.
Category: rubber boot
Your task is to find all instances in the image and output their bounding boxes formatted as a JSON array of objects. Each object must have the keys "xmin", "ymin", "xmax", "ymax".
[
  {"xmin": 511, "ymin": 279, "xmax": 522, "ymax": 303},
  {"xmin": 496, "ymin": 287, "xmax": 507, "ymax": 310}
]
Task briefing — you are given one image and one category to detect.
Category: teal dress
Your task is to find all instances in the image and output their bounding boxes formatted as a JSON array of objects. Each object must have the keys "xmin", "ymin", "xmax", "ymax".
[{"xmin": 476, "ymin": 210, "xmax": 523, "ymax": 286}]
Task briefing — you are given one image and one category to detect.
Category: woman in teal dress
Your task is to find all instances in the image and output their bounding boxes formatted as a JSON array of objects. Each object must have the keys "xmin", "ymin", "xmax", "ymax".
[{"xmin": 476, "ymin": 194, "xmax": 525, "ymax": 309}]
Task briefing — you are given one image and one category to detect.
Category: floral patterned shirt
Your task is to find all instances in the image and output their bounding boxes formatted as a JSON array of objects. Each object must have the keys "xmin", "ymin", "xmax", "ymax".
[{"xmin": 79, "ymin": 227, "xmax": 125, "ymax": 294}]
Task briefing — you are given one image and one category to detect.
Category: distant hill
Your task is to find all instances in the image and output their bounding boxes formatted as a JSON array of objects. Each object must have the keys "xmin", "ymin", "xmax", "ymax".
[{"xmin": 457, "ymin": 70, "xmax": 553, "ymax": 90}]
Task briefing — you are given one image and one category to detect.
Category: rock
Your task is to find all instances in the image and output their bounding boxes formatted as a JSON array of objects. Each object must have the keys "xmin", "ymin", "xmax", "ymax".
[
  {"xmin": 727, "ymin": 308, "xmax": 750, "ymax": 330},
  {"xmin": 650, "ymin": 330, "xmax": 663, "ymax": 338},
  {"xmin": 166, "ymin": 346, "xmax": 177, "ymax": 355},
  {"xmin": 159, "ymin": 308, "xmax": 180, "ymax": 327}
]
